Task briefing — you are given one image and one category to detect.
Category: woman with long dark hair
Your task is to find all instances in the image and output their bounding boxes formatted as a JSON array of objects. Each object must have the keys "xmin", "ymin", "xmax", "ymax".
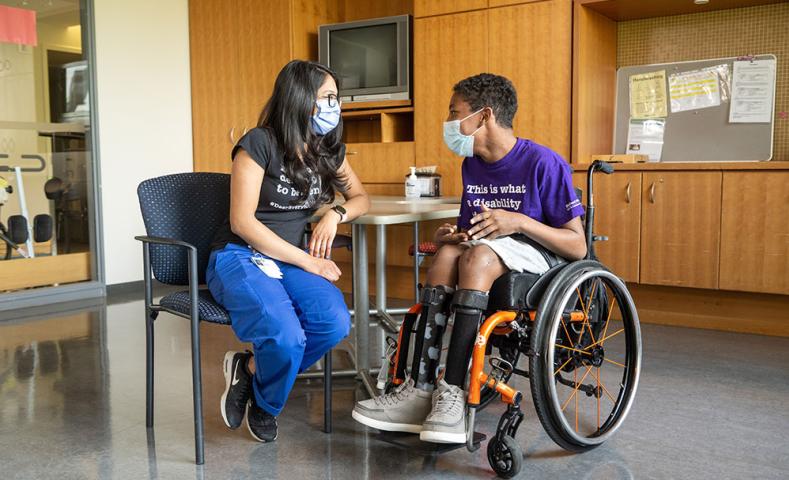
[{"xmin": 206, "ymin": 60, "xmax": 369, "ymax": 442}]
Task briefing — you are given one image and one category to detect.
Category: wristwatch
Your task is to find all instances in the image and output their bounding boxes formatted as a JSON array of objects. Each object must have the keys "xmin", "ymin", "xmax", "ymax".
[{"xmin": 330, "ymin": 204, "xmax": 347, "ymax": 223}]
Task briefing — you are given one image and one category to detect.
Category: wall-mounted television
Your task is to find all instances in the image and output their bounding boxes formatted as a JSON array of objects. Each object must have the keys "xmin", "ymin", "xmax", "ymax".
[{"xmin": 318, "ymin": 14, "xmax": 411, "ymax": 103}]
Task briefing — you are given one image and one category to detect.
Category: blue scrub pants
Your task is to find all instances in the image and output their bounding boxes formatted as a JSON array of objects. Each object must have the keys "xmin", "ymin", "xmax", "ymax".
[{"xmin": 206, "ymin": 243, "xmax": 350, "ymax": 416}]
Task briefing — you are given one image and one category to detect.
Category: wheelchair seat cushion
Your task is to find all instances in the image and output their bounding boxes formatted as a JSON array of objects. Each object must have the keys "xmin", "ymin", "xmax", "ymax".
[
  {"xmin": 486, "ymin": 237, "xmax": 569, "ymax": 312},
  {"xmin": 160, "ymin": 289, "xmax": 231, "ymax": 324},
  {"xmin": 487, "ymin": 262, "xmax": 568, "ymax": 312}
]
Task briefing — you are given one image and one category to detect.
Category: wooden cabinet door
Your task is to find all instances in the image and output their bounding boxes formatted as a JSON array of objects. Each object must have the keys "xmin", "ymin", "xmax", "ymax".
[
  {"xmin": 345, "ymin": 142, "xmax": 415, "ymax": 184},
  {"xmin": 489, "ymin": 0, "xmax": 572, "ymax": 159},
  {"xmin": 189, "ymin": 0, "xmax": 291, "ymax": 173},
  {"xmin": 719, "ymin": 172, "xmax": 789, "ymax": 294},
  {"xmin": 414, "ymin": 0, "xmax": 487, "ymax": 17},
  {"xmin": 574, "ymin": 171, "xmax": 642, "ymax": 282},
  {"xmin": 414, "ymin": 10, "xmax": 488, "ymax": 196},
  {"xmin": 640, "ymin": 172, "xmax": 722, "ymax": 289}
]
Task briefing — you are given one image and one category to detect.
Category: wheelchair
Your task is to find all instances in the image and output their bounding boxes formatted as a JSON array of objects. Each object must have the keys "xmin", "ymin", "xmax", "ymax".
[{"xmin": 380, "ymin": 160, "xmax": 642, "ymax": 478}]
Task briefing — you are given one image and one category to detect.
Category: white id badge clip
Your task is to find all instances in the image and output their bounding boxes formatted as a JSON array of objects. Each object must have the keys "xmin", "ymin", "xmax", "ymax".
[{"xmin": 250, "ymin": 250, "xmax": 283, "ymax": 279}]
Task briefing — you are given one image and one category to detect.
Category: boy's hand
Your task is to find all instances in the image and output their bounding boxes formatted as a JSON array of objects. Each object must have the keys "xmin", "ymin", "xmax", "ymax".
[
  {"xmin": 434, "ymin": 223, "xmax": 469, "ymax": 245},
  {"xmin": 468, "ymin": 204, "xmax": 524, "ymax": 240}
]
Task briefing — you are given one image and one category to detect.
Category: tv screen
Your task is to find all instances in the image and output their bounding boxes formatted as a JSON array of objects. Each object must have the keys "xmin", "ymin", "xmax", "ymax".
[{"xmin": 329, "ymin": 24, "xmax": 398, "ymax": 90}]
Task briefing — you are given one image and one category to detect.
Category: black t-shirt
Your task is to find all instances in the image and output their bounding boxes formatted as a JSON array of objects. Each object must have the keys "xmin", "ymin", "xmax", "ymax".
[{"xmin": 210, "ymin": 127, "xmax": 345, "ymax": 250}]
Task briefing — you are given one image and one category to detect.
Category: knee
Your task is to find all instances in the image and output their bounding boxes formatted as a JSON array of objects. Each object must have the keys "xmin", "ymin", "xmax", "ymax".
[
  {"xmin": 427, "ymin": 244, "xmax": 464, "ymax": 273},
  {"xmin": 459, "ymin": 245, "xmax": 499, "ymax": 273},
  {"xmin": 325, "ymin": 296, "xmax": 352, "ymax": 346}
]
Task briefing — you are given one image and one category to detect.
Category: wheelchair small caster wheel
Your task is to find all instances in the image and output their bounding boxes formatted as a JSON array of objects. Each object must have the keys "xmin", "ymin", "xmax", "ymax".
[{"xmin": 487, "ymin": 435, "xmax": 522, "ymax": 479}]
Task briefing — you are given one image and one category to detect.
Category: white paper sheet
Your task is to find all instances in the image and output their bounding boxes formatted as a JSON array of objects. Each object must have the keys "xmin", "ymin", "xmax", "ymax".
[
  {"xmin": 729, "ymin": 59, "xmax": 776, "ymax": 123},
  {"xmin": 626, "ymin": 118, "xmax": 666, "ymax": 162},
  {"xmin": 669, "ymin": 69, "xmax": 721, "ymax": 113}
]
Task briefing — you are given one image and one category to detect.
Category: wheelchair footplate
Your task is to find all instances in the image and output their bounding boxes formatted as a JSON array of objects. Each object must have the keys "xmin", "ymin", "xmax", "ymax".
[{"xmin": 375, "ymin": 431, "xmax": 487, "ymax": 456}]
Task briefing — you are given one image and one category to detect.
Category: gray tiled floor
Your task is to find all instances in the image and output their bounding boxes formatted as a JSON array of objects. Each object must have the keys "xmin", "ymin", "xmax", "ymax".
[{"xmin": 0, "ymin": 297, "xmax": 787, "ymax": 479}]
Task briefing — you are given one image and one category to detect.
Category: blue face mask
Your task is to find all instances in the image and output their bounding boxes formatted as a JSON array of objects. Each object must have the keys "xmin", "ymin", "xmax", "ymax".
[
  {"xmin": 311, "ymin": 98, "xmax": 341, "ymax": 135},
  {"xmin": 443, "ymin": 108, "xmax": 485, "ymax": 157}
]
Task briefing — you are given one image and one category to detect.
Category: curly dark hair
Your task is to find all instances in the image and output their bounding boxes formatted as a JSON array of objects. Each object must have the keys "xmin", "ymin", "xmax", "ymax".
[{"xmin": 453, "ymin": 73, "xmax": 517, "ymax": 128}]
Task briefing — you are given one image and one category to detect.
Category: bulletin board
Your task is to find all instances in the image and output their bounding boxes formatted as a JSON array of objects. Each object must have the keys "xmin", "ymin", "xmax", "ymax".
[{"xmin": 613, "ymin": 55, "xmax": 776, "ymax": 162}]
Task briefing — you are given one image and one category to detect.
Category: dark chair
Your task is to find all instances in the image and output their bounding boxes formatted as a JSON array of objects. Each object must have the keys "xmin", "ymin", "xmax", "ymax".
[{"xmin": 135, "ymin": 172, "xmax": 333, "ymax": 465}]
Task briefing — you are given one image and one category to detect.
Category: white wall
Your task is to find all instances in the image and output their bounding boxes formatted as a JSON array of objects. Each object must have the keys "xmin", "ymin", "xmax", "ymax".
[{"xmin": 93, "ymin": 0, "xmax": 193, "ymax": 285}]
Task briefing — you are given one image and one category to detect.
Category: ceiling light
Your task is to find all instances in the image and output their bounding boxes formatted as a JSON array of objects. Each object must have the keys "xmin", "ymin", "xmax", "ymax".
[{"xmin": 694, "ymin": 0, "xmax": 710, "ymax": 4}]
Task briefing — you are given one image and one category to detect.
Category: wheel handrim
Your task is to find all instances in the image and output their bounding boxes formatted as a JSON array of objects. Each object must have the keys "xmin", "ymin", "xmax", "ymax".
[{"xmin": 544, "ymin": 269, "xmax": 641, "ymax": 446}]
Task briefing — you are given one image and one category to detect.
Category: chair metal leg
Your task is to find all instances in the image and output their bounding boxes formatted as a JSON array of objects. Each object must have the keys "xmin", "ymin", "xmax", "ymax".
[
  {"xmin": 145, "ymin": 312, "xmax": 155, "ymax": 428},
  {"xmin": 187, "ymin": 248, "xmax": 205, "ymax": 465},
  {"xmin": 143, "ymin": 241, "xmax": 155, "ymax": 429},
  {"xmin": 190, "ymin": 315, "xmax": 205, "ymax": 465},
  {"xmin": 323, "ymin": 350, "xmax": 332, "ymax": 433}
]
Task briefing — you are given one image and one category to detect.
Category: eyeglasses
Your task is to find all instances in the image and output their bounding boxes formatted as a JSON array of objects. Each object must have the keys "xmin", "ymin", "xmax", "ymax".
[{"xmin": 319, "ymin": 93, "xmax": 339, "ymax": 108}]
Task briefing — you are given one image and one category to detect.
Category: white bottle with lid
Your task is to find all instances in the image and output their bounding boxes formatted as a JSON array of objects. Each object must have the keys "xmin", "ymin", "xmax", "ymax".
[{"xmin": 405, "ymin": 166, "xmax": 420, "ymax": 199}]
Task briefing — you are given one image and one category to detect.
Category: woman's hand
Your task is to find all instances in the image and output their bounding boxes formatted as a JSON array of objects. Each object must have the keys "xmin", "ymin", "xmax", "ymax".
[
  {"xmin": 467, "ymin": 204, "xmax": 525, "ymax": 240},
  {"xmin": 304, "ymin": 256, "xmax": 342, "ymax": 282},
  {"xmin": 434, "ymin": 223, "xmax": 469, "ymax": 245},
  {"xmin": 309, "ymin": 210, "xmax": 341, "ymax": 258}
]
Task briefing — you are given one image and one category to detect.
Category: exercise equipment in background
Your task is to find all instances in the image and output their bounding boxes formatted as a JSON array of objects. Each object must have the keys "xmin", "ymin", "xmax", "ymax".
[{"xmin": 0, "ymin": 153, "xmax": 55, "ymax": 258}]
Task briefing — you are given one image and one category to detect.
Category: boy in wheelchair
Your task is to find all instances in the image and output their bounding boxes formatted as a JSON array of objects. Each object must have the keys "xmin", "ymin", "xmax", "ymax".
[{"xmin": 353, "ymin": 73, "xmax": 587, "ymax": 443}]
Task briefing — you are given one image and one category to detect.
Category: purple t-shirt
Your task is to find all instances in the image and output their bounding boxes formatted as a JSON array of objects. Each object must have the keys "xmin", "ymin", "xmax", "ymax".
[{"xmin": 458, "ymin": 138, "xmax": 584, "ymax": 231}]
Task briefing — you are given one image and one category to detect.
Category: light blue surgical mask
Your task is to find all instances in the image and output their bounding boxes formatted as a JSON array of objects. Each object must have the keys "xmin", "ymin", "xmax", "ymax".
[
  {"xmin": 311, "ymin": 98, "xmax": 341, "ymax": 135},
  {"xmin": 443, "ymin": 108, "xmax": 485, "ymax": 157}
]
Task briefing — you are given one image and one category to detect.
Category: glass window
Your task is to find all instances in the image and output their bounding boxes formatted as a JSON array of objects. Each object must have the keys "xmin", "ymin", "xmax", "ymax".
[{"xmin": 0, "ymin": 0, "xmax": 98, "ymax": 293}]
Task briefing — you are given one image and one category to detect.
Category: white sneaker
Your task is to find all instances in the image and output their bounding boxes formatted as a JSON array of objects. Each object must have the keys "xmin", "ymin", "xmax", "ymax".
[
  {"xmin": 419, "ymin": 378, "xmax": 467, "ymax": 443},
  {"xmin": 352, "ymin": 378, "xmax": 432, "ymax": 433}
]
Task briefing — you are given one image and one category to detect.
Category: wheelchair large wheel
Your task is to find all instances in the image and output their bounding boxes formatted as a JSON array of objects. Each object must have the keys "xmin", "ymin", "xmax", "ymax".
[{"xmin": 529, "ymin": 260, "xmax": 641, "ymax": 452}]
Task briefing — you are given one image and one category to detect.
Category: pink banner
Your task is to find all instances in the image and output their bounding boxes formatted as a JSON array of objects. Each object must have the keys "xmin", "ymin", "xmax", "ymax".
[{"xmin": 0, "ymin": 5, "xmax": 37, "ymax": 47}]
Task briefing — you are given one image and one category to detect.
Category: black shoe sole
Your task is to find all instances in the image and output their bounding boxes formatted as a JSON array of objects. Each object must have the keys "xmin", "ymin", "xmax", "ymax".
[{"xmin": 221, "ymin": 351, "xmax": 245, "ymax": 429}]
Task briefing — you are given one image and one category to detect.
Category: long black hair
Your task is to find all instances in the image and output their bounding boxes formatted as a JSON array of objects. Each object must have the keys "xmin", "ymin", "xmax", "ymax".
[{"xmin": 257, "ymin": 60, "xmax": 348, "ymax": 204}]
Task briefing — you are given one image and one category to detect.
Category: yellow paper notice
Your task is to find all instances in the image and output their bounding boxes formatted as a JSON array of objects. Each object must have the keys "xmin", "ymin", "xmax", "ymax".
[{"xmin": 629, "ymin": 70, "xmax": 668, "ymax": 119}]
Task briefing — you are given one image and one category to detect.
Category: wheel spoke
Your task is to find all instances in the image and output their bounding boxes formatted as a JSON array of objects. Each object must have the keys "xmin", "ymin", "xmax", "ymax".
[
  {"xmin": 599, "ymin": 296, "xmax": 617, "ymax": 346},
  {"xmin": 560, "ymin": 317, "xmax": 573, "ymax": 348},
  {"xmin": 595, "ymin": 328, "xmax": 624, "ymax": 347},
  {"xmin": 598, "ymin": 377, "xmax": 618, "ymax": 403},
  {"xmin": 584, "ymin": 328, "xmax": 624, "ymax": 351},
  {"xmin": 574, "ymin": 368, "xmax": 579, "ymax": 432},
  {"xmin": 596, "ymin": 367, "xmax": 601, "ymax": 431},
  {"xmin": 561, "ymin": 366, "xmax": 593, "ymax": 412},
  {"xmin": 575, "ymin": 280, "xmax": 598, "ymax": 348},
  {"xmin": 603, "ymin": 357, "xmax": 626, "ymax": 368},
  {"xmin": 554, "ymin": 356, "xmax": 574, "ymax": 376},
  {"xmin": 554, "ymin": 344, "xmax": 591, "ymax": 356}
]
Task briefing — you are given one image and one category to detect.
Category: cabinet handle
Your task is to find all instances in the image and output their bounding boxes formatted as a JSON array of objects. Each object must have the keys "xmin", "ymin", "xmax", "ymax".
[
  {"xmin": 649, "ymin": 182, "xmax": 656, "ymax": 203},
  {"xmin": 347, "ymin": 150, "xmax": 358, "ymax": 156},
  {"xmin": 242, "ymin": 126, "xmax": 249, "ymax": 136},
  {"xmin": 229, "ymin": 127, "xmax": 236, "ymax": 145},
  {"xmin": 625, "ymin": 181, "xmax": 631, "ymax": 204}
]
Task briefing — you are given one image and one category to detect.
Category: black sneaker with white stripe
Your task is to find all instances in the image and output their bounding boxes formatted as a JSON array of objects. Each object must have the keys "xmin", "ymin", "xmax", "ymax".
[
  {"xmin": 246, "ymin": 396, "xmax": 278, "ymax": 442},
  {"xmin": 221, "ymin": 350, "xmax": 253, "ymax": 429}
]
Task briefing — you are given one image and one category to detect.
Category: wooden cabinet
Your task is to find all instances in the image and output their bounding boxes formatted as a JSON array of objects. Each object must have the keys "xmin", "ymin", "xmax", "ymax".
[
  {"xmin": 414, "ymin": 0, "xmax": 487, "ymax": 17},
  {"xmin": 189, "ymin": 0, "xmax": 291, "ymax": 173},
  {"xmin": 639, "ymin": 172, "xmax": 722, "ymax": 289},
  {"xmin": 719, "ymin": 172, "xmax": 789, "ymax": 294},
  {"xmin": 574, "ymin": 171, "xmax": 642, "ymax": 282},
  {"xmin": 414, "ymin": 10, "xmax": 488, "ymax": 196},
  {"xmin": 346, "ymin": 142, "xmax": 415, "ymax": 184},
  {"xmin": 489, "ymin": 0, "xmax": 572, "ymax": 159}
]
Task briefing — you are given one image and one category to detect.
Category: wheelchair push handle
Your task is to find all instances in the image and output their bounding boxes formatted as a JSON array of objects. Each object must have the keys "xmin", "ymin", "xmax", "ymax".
[
  {"xmin": 589, "ymin": 159, "xmax": 615, "ymax": 176},
  {"xmin": 583, "ymin": 160, "xmax": 614, "ymax": 260}
]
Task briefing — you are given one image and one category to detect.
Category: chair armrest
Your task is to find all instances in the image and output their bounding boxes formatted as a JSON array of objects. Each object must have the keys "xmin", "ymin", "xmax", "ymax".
[
  {"xmin": 135, "ymin": 235, "xmax": 200, "ymax": 319},
  {"xmin": 134, "ymin": 235, "xmax": 197, "ymax": 251}
]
